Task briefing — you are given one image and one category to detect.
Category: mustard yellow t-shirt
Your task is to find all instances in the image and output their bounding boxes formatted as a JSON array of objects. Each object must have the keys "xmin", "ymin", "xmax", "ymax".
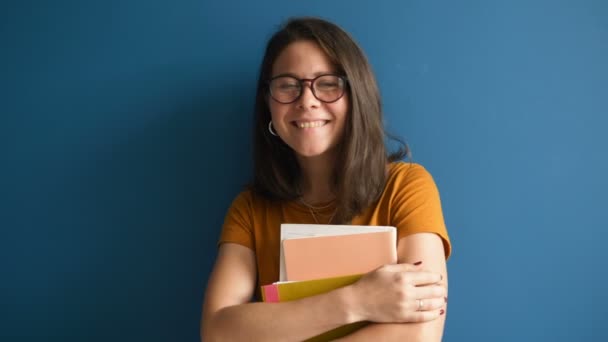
[{"xmin": 218, "ymin": 162, "xmax": 451, "ymax": 288}]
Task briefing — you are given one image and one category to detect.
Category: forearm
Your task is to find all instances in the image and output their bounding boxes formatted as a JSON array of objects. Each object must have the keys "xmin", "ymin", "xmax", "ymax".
[
  {"xmin": 203, "ymin": 286, "xmax": 355, "ymax": 342},
  {"xmin": 335, "ymin": 315, "xmax": 446, "ymax": 342}
]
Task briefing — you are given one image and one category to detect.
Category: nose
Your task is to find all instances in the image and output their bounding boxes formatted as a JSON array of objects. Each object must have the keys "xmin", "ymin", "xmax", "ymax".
[{"xmin": 297, "ymin": 80, "xmax": 320, "ymax": 108}]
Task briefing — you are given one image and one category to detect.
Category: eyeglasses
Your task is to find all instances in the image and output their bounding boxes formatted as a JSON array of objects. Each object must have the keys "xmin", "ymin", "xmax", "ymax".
[{"xmin": 267, "ymin": 74, "xmax": 348, "ymax": 104}]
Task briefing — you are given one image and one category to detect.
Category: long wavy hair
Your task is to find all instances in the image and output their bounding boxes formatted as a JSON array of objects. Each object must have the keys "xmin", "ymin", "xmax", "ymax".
[{"xmin": 251, "ymin": 17, "xmax": 408, "ymax": 223}]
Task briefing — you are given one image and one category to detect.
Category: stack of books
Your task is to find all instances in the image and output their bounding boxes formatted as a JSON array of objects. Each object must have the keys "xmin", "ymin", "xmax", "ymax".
[{"xmin": 261, "ymin": 224, "xmax": 397, "ymax": 341}]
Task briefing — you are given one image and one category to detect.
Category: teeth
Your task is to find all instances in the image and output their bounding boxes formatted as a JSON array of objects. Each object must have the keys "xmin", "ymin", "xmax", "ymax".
[{"xmin": 297, "ymin": 121, "xmax": 326, "ymax": 128}]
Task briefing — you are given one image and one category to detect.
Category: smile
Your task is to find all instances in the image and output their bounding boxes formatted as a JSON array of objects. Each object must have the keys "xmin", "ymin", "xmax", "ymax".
[{"xmin": 292, "ymin": 120, "xmax": 329, "ymax": 128}]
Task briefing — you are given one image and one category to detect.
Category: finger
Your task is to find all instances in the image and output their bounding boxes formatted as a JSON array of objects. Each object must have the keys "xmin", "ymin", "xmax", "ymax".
[
  {"xmin": 407, "ymin": 308, "xmax": 446, "ymax": 323},
  {"xmin": 414, "ymin": 297, "xmax": 446, "ymax": 312},
  {"xmin": 380, "ymin": 262, "xmax": 423, "ymax": 273},
  {"xmin": 414, "ymin": 284, "xmax": 447, "ymax": 300},
  {"xmin": 408, "ymin": 271, "xmax": 442, "ymax": 286}
]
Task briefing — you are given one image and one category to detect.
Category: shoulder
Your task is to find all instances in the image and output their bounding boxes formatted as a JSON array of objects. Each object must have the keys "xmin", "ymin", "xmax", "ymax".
[
  {"xmin": 387, "ymin": 162, "xmax": 436, "ymax": 186},
  {"xmin": 230, "ymin": 188, "xmax": 254, "ymax": 206},
  {"xmin": 224, "ymin": 189, "xmax": 256, "ymax": 221},
  {"xmin": 383, "ymin": 162, "xmax": 442, "ymax": 202},
  {"xmin": 227, "ymin": 187, "xmax": 275, "ymax": 216},
  {"xmin": 229, "ymin": 187, "xmax": 269, "ymax": 206}
]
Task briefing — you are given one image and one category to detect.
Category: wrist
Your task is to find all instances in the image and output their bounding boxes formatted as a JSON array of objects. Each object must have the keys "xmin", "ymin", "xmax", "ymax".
[{"xmin": 336, "ymin": 284, "xmax": 364, "ymax": 324}]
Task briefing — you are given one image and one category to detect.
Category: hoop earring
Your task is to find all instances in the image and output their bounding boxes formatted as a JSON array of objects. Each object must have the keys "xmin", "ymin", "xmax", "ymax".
[{"xmin": 268, "ymin": 121, "xmax": 278, "ymax": 136}]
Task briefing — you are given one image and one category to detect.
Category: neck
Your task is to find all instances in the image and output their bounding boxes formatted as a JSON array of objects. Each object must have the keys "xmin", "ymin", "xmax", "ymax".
[{"xmin": 296, "ymin": 152, "xmax": 337, "ymax": 205}]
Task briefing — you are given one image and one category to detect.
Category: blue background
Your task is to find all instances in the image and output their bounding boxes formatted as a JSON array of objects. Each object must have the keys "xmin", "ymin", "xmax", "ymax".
[{"xmin": 1, "ymin": 0, "xmax": 606, "ymax": 341}]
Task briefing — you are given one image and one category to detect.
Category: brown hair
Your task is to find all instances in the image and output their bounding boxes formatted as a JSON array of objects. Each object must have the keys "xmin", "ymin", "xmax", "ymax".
[{"xmin": 251, "ymin": 16, "xmax": 408, "ymax": 223}]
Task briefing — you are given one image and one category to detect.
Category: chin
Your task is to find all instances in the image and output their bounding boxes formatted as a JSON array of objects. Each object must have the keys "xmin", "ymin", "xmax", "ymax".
[
  {"xmin": 296, "ymin": 152, "xmax": 325, "ymax": 158},
  {"xmin": 293, "ymin": 146, "xmax": 336, "ymax": 159}
]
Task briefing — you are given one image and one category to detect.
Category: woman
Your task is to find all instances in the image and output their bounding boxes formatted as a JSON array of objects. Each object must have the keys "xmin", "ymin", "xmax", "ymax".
[{"xmin": 202, "ymin": 17, "xmax": 451, "ymax": 341}]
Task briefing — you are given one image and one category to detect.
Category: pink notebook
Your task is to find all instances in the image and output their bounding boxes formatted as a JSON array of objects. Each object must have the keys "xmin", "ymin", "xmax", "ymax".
[{"xmin": 283, "ymin": 230, "xmax": 397, "ymax": 282}]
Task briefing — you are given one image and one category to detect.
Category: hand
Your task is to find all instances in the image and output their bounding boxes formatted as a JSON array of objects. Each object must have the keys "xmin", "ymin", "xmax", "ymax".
[{"xmin": 347, "ymin": 262, "xmax": 446, "ymax": 323}]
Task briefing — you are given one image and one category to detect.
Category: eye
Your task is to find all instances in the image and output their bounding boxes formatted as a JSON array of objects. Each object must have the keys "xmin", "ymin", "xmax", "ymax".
[
  {"xmin": 278, "ymin": 83, "xmax": 299, "ymax": 90},
  {"xmin": 315, "ymin": 76, "xmax": 343, "ymax": 91},
  {"xmin": 316, "ymin": 81, "xmax": 339, "ymax": 90},
  {"xmin": 272, "ymin": 77, "xmax": 300, "ymax": 92}
]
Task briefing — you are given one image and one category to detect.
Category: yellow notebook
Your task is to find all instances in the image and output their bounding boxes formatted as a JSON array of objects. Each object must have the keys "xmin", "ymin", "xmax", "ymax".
[{"xmin": 260, "ymin": 274, "xmax": 368, "ymax": 342}]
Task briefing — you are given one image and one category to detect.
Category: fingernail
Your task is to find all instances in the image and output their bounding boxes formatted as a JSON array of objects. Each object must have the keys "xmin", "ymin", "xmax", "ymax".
[
  {"xmin": 413, "ymin": 261, "xmax": 423, "ymax": 266},
  {"xmin": 444, "ymin": 297, "xmax": 448, "ymax": 303},
  {"xmin": 440, "ymin": 309, "xmax": 445, "ymax": 315}
]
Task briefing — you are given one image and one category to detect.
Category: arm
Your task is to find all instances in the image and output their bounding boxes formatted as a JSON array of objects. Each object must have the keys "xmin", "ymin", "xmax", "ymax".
[
  {"xmin": 336, "ymin": 233, "xmax": 448, "ymax": 342},
  {"xmin": 200, "ymin": 243, "xmax": 357, "ymax": 342}
]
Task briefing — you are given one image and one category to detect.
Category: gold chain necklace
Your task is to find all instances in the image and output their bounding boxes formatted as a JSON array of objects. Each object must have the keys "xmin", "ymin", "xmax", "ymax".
[{"xmin": 299, "ymin": 198, "xmax": 337, "ymax": 224}]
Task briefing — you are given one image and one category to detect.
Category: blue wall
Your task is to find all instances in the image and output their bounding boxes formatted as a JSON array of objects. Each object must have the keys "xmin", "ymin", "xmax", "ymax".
[{"xmin": 2, "ymin": 1, "xmax": 606, "ymax": 341}]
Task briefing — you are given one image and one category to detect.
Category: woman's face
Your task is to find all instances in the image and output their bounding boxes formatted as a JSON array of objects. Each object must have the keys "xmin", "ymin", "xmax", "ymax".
[{"xmin": 268, "ymin": 40, "xmax": 349, "ymax": 159}]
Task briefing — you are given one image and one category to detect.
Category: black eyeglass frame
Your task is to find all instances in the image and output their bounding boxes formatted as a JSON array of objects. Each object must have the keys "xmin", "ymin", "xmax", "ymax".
[{"xmin": 266, "ymin": 74, "xmax": 349, "ymax": 104}]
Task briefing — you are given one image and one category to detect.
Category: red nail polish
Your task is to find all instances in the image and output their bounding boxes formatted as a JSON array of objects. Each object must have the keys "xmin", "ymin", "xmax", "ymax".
[
  {"xmin": 440, "ymin": 309, "xmax": 445, "ymax": 315},
  {"xmin": 413, "ymin": 261, "xmax": 423, "ymax": 266}
]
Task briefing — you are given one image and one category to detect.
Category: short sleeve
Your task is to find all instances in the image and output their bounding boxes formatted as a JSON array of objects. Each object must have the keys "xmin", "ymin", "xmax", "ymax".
[
  {"xmin": 390, "ymin": 164, "xmax": 452, "ymax": 259},
  {"xmin": 217, "ymin": 191, "xmax": 255, "ymax": 252}
]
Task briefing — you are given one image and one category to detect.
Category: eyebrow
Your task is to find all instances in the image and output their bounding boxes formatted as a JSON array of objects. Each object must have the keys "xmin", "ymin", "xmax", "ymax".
[{"xmin": 271, "ymin": 71, "xmax": 337, "ymax": 79}]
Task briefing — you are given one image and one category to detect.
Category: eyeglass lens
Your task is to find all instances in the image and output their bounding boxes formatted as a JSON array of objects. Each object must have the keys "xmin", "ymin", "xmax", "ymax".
[{"xmin": 269, "ymin": 75, "xmax": 345, "ymax": 104}]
